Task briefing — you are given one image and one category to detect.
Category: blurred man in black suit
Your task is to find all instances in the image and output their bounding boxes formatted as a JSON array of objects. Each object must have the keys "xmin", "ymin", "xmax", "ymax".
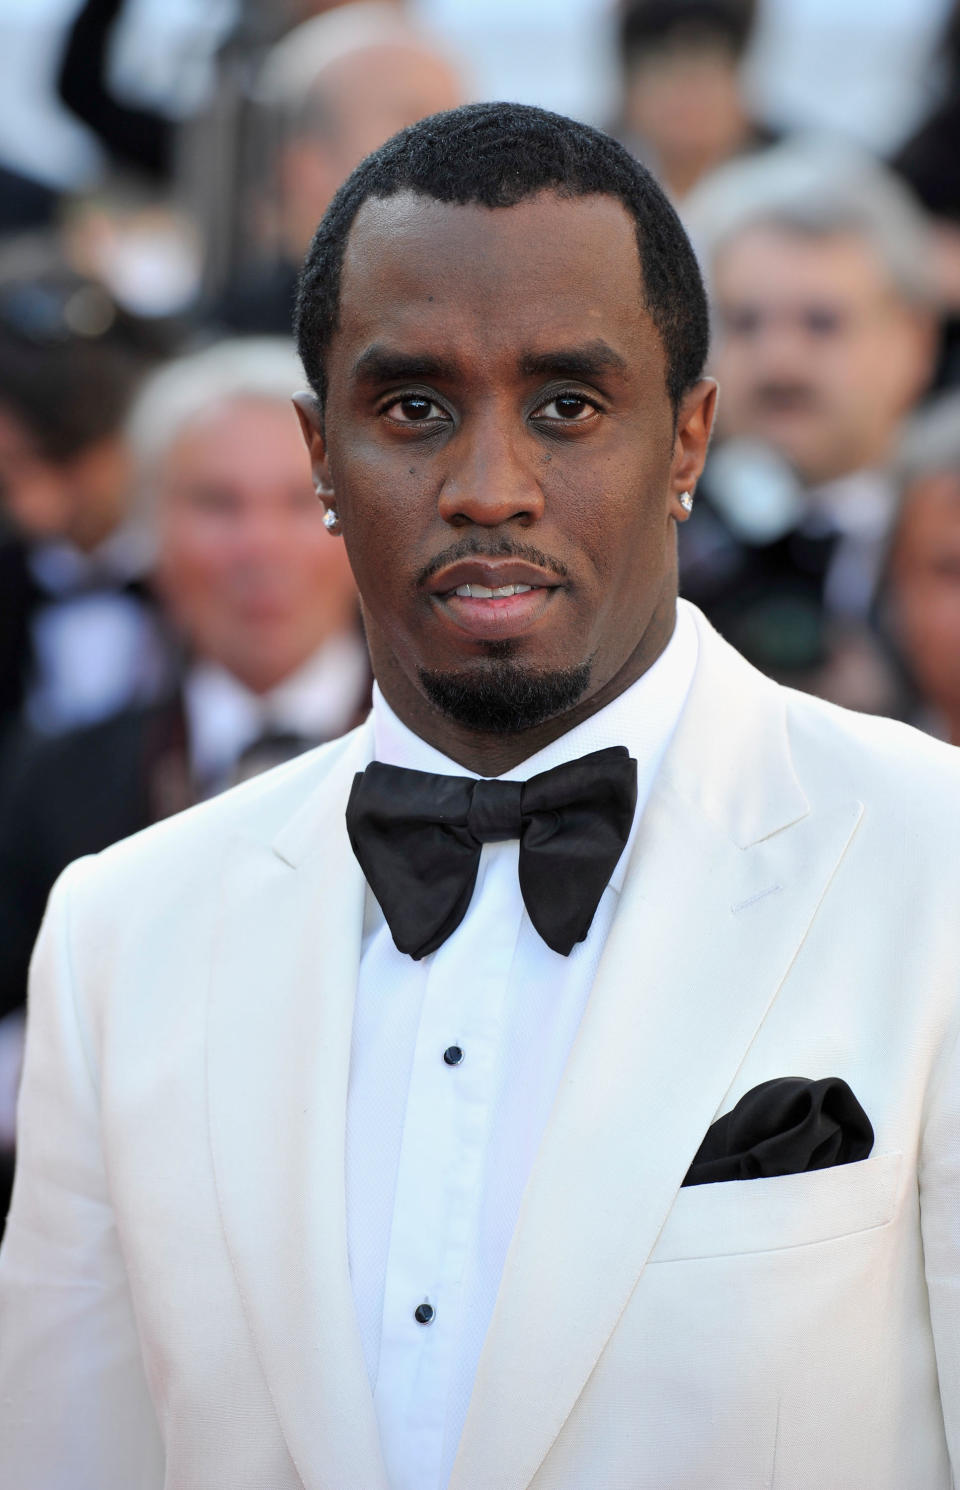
[
  {"xmin": 680, "ymin": 139, "xmax": 937, "ymax": 713},
  {"xmin": 0, "ymin": 261, "xmax": 169, "ymax": 755},
  {"xmin": 0, "ymin": 336, "xmax": 367, "ymax": 1220}
]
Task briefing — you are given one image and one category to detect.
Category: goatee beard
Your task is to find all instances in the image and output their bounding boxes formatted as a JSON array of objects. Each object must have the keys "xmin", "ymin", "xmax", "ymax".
[{"xmin": 418, "ymin": 655, "xmax": 592, "ymax": 735}]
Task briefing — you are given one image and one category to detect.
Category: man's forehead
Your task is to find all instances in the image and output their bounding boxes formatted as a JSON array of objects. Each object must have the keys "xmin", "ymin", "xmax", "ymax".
[
  {"xmin": 340, "ymin": 188, "xmax": 643, "ymax": 288},
  {"xmin": 349, "ymin": 184, "xmax": 635, "ymax": 233},
  {"xmin": 332, "ymin": 189, "xmax": 651, "ymax": 366},
  {"xmin": 714, "ymin": 222, "xmax": 896, "ymax": 299}
]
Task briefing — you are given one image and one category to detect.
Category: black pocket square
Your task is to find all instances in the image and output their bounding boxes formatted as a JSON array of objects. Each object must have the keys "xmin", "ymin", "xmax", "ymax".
[{"xmin": 682, "ymin": 1076, "xmax": 874, "ymax": 1187}]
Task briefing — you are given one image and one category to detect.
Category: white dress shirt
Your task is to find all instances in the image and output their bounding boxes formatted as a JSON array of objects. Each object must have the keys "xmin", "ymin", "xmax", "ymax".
[
  {"xmin": 25, "ymin": 525, "xmax": 171, "ymax": 734},
  {"xmin": 183, "ymin": 632, "xmax": 369, "ymax": 792},
  {"xmin": 346, "ymin": 601, "xmax": 699, "ymax": 1490}
]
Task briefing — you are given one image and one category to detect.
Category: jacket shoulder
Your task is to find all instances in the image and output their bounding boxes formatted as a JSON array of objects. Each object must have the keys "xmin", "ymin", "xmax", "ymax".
[
  {"xmin": 783, "ymin": 686, "xmax": 960, "ymax": 828},
  {"xmin": 58, "ymin": 722, "xmax": 369, "ymax": 908}
]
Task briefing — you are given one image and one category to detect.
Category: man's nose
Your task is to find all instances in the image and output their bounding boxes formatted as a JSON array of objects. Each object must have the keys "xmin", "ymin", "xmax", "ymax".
[
  {"xmin": 233, "ymin": 505, "xmax": 295, "ymax": 559},
  {"xmin": 750, "ymin": 314, "xmax": 814, "ymax": 374},
  {"xmin": 436, "ymin": 413, "xmax": 545, "ymax": 528}
]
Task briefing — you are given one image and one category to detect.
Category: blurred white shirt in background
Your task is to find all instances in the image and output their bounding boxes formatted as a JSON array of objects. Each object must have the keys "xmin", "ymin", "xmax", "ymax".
[
  {"xmin": 744, "ymin": 0, "xmax": 955, "ymax": 152},
  {"xmin": 411, "ymin": 0, "xmax": 618, "ymax": 124},
  {"xmin": 0, "ymin": 0, "xmax": 235, "ymax": 189},
  {"xmin": 1, "ymin": 0, "xmax": 955, "ymax": 197}
]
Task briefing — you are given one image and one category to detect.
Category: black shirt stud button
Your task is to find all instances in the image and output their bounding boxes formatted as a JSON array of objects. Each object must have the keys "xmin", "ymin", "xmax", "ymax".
[
  {"xmin": 414, "ymin": 1301, "xmax": 435, "ymax": 1325},
  {"xmin": 443, "ymin": 1045, "xmax": 463, "ymax": 1066}
]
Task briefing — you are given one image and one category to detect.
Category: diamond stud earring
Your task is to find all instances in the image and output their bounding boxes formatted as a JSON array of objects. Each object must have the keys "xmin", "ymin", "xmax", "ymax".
[
  {"xmin": 679, "ymin": 491, "xmax": 694, "ymax": 513},
  {"xmin": 323, "ymin": 508, "xmax": 339, "ymax": 531}
]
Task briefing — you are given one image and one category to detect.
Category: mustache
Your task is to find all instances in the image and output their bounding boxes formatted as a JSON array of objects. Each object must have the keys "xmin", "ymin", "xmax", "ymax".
[
  {"xmin": 749, "ymin": 383, "xmax": 823, "ymax": 412},
  {"xmin": 416, "ymin": 535, "xmax": 570, "ymax": 587}
]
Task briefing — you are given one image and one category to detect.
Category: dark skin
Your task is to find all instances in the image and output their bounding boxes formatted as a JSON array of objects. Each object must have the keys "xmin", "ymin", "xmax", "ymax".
[{"xmin": 295, "ymin": 189, "xmax": 716, "ymax": 774}]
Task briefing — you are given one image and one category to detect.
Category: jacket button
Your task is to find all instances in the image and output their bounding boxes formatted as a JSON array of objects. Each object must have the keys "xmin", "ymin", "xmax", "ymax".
[{"xmin": 443, "ymin": 1045, "xmax": 463, "ymax": 1066}]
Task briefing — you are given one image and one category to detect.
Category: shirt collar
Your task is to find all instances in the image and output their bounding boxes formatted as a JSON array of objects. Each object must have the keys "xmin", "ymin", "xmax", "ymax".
[
  {"xmin": 185, "ymin": 632, "xmax": 369, "ymax": 786},
  {"xmin": 372, "ymin": 600, "xmax": 699, "ymax": 893},
  {"xmin": 804, "ymin": 468, "xmax": 896, "ymax": 539},
  {"xmin": 27, "ymin": 522, "xmax": 154, "ymax": 595}
]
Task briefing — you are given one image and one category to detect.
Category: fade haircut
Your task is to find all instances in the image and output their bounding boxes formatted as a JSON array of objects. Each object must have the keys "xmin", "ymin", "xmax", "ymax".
[{"xmin": 295, "ymin": 101, "xmax": 709, "ymax": 414}]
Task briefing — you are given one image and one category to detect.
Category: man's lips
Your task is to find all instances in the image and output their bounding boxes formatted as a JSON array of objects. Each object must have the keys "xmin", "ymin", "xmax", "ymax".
[
  {"xmin": 425, "ymin": 558, "xmax": 562, "ymax": 596},
  {"xmin": 751, "ymin": 386, "xmax": 821, "ymax": 415},
  {"xmin": 424, "ymin": 558, "xmax": 563, "ymax": 640}
]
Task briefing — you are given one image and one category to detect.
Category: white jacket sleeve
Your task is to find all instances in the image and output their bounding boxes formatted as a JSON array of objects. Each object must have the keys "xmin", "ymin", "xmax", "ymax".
[{"xmin": 0, "ymin": 858, "xmax": 164, "ymax": 1489}]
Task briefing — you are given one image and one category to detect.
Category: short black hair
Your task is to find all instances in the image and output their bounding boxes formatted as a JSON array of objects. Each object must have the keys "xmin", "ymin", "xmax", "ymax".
[
  {"xmin": 620, "ymin": 1, "xmax": 757, "ymax": 65},
  {"xmin": 295, "ymin": 101, "xmax": 709, "ymax": 414}
]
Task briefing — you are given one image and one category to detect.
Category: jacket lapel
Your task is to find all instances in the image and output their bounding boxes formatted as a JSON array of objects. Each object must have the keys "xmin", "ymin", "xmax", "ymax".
[
  {"xmin": 450, "ymin": 611, "xmax": 864, "ymax": 1490},
  {"xmin": 206, "ymin": 723, "xmax": 390, "ymax": 1490}
]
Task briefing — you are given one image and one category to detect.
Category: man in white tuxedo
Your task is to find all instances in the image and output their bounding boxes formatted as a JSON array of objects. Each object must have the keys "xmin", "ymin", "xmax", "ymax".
[{"xmin": 2, "ymin": 102, "xmax": 960, "ymax": 1490}]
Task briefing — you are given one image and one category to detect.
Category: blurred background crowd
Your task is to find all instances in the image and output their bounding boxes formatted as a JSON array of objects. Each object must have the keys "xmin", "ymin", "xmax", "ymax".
[{"xmin": 2, "ymin": 0, "xmax": 960, "ymax": 1221}]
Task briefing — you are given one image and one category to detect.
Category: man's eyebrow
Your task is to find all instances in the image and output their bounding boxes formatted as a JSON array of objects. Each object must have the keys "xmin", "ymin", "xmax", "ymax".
[
  {"xmin": 518, "ymin": 341, "xmax": 629, "ymax": 382},
  {"xmin": 351, "ymin": 345, "xmax": 459, "ymax": 385}
]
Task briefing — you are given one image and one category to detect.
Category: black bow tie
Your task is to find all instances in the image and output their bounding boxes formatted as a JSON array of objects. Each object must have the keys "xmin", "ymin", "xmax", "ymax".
[{"xmin": 346, "ymin": 746, "xmax": 638, "ymax": 960}]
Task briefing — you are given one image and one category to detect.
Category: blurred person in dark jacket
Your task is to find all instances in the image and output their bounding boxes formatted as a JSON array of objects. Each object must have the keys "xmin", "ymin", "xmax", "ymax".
[
  {"xmin": 216, "ymin": 2, "xmax": 462, "ymax": 334},
  {"xmin": 613, "ymin": 0, "xmax": 770, "ymax": 203},
  {"xmin": 0, "ymin": 256, "xmax": 172, "ymax": 755},
  {"xmin": 680, "ymin": 139, "xmax": 938, "ymax": 713},
  {"xmin": 0, "ymin": 337, "xmax": 367, "ymax": 1223},
  {"xmin": 883, "ymin": 390, "xmax": 960, "ymax": 746},
  {"xmin": 892, "ymin": 0, "xmax": 960, "ymax": 389},
  {"xmin": 57, "ymin": 0, "xmax": 235, "ymax": 183}
]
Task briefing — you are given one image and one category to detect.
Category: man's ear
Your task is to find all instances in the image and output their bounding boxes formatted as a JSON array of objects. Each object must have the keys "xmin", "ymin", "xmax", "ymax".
[
  {"xmin": 292, "ymin": 391, "xmax": 334, "ymax": 500},
  {"xmin": 669, "ymin": 378, "xmax": 718, "ymax": 521}
]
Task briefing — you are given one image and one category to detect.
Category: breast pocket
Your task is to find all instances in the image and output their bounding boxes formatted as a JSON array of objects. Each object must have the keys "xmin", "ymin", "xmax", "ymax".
[{"xmin": 649, "ymin": 1150, "xmax": 903, "ymax": 1262}]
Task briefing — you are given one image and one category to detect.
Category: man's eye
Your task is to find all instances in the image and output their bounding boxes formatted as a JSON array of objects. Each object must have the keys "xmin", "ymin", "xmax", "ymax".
[
  {"xmin": 383, "ymin": 395, "xmax": 446, "ymax": 423},
  {"xmin": 534, "ymin": 393, "xmax": 598, "ymax": 422},
  {"xmin": 802, "ymin": 307, "xmax": 844, "ymax": 337},
  {"xmin": 722, "ymin": 306, "xmax": 762, "ymax": 338}
]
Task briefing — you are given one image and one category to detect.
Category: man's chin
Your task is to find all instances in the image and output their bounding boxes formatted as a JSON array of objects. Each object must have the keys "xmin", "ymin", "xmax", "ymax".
[{"xmin": 417, "ymin": 658, "xmax": 592, "ymax": 735}]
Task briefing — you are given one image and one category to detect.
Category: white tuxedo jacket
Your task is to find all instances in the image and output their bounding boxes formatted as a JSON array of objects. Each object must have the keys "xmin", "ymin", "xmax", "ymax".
[{"xmin": 2, "ymin": 606, "xmax": 960, "ymax": 1489}]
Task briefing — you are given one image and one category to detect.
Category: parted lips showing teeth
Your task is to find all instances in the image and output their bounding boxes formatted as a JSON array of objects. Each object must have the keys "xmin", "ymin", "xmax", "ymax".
[
  {"xmin": 453, "ymin": 583, "xmax": 534, "ymax": 598},
  {"xmin": 424, "ymin": 555, "xmax": 563, "ymax": 603}
]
